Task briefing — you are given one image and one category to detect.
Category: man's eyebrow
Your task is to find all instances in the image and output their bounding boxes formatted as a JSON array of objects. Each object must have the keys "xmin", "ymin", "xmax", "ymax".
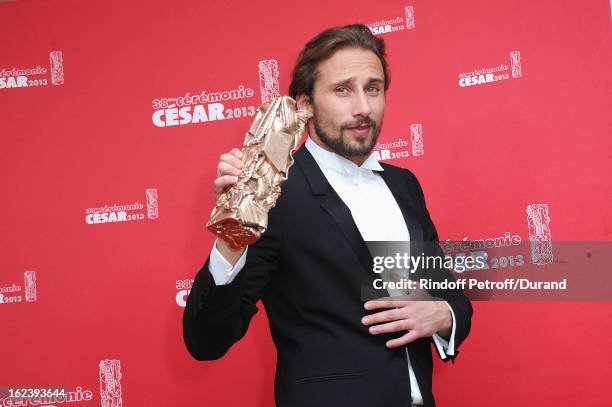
[{"xmin": 330, "ymin": 77, "xmax": 385, "ymax": 87}]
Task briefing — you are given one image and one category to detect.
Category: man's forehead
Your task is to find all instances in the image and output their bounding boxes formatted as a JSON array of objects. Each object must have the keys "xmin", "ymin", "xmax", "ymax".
[{"xmin": 316, "ymin": 48, "xmax": 384, "ymax": 85}]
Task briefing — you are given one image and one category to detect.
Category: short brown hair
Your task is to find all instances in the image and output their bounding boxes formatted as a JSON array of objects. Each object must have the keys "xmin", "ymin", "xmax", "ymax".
[{"xmin": 288, "ymin": 24, "xmax": 391, "ymax": 102}]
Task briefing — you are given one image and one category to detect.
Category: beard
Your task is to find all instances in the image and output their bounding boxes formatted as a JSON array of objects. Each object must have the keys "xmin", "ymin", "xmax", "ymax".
[{"xmin": 312, "ymin": 105, "xmax": 382, "ymax": 159}]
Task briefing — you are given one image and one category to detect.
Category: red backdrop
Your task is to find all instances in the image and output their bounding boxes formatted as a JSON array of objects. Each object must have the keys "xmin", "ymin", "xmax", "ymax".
[{"xmin": 1, "ymin": 0, "xmax": 611, "ymax": 405}]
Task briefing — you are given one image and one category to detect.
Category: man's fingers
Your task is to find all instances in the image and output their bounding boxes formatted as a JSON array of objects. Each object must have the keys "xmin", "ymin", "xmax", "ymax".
[
  {"xmin": 362, "ymin": 308, "xmax": 405, "ymax": 325},
  {"xmin": 364, "ymin": 300, "xmax": 413, "ymax": 311},
  {"xmin": 217, "ymin": 161, "xmax": 242, "ymax": 177},
  {"xmin": 229, "ymin": 148, "xmax": 243, "ymax": 158},
  {"xmin": 367, "ymin": 319, "xmax": 414, "ymax": 335},
  {"xmin": 219, "ymin": 153, "xmax": 243, "ymax": 170},
  {"xmin": 213, "ymin": 175, "xmax": 239, "ymax": 194},
  {"xmin": 212, "ymin": 148, "xmax": 242, "ymax": 197},
  {"xmin": 386, "ymin": 330, "xmax": 420, "ymax": 348}
]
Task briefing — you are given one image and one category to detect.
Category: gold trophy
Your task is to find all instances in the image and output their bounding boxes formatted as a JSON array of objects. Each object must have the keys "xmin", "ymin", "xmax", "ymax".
[{"xmin": 207, "ymin": 96, "xmax": 309, "ymax": 249}]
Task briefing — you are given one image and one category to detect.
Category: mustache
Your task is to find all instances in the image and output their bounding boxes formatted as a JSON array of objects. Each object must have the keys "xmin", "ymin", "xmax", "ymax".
[{"xmin": 343, "ymin": 118, "xmax": 376, "ymax": 129}]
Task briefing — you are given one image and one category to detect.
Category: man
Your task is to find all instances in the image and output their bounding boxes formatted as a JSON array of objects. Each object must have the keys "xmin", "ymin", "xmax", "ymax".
[{"xmin": 183, "ymin": 24, "xmax": 472, "ymax": 407}]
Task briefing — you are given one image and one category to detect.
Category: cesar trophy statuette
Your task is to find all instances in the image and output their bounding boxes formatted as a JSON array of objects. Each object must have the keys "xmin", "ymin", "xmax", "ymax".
[{"xmin": 206, "ymin": 96, "xmax": 309, "ymax": 249}]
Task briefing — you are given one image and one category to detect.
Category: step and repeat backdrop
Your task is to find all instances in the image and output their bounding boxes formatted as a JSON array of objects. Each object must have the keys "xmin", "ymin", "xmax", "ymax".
[{"xmin": 2, "ymin": 0, "xmax": 611, "ymax": 406}]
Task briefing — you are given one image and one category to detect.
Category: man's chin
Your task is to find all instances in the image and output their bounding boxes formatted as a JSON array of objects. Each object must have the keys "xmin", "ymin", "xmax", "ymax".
[
  {"xmin": 343, "ymin": 132, "xmax": 376, "ymax": 156},
  {"xmin": 344, "ymin": 140, "xmax": 377, "ymax": 158},
  {"xmin": 316, "ymin": 128, "xmax": 378, "ymax": 158}
]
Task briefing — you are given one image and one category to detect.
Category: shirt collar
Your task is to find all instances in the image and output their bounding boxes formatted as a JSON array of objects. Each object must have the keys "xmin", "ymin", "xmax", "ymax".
[{"xmin": 305, "ymin": 136, "xmax": 384, "ymax": 175}]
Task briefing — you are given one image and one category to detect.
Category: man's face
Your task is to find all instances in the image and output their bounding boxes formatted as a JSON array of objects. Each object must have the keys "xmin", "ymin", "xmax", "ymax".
[{"xmin": 301, "ymin": 47, "xmax": 386, "ymax": 162}]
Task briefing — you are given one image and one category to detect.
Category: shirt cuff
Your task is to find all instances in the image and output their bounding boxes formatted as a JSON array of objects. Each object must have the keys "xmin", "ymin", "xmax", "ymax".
[
  {"xmin": 208, "ymin": 239, "xmax": 248, "ymax": 285},
  {"xmin": 432, "ymin": 301, "xmax": 456, "ymax": 360}
]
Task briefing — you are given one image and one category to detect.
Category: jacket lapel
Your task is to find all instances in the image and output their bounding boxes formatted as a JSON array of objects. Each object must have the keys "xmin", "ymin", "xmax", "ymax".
[
  {"xmin": 378, "ymin": 167, "xmax": 424, "ymax": 243},
  {"xmin": 294, "ymin": 146, "xmax": 372, "ymax": 271},
  {"xmin": 293, "ymin": 146, "xmax": 424, "ymax": 300}
]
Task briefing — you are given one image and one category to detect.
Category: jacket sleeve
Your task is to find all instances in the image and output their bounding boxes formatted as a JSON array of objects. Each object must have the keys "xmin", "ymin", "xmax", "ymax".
[
  {"xmin": 182, "ymin": 204, "xmax": 282, "ymax": 361},
  {"xmin": 408, "ymin": 171, "xmax": 473, "ymax": 362}
]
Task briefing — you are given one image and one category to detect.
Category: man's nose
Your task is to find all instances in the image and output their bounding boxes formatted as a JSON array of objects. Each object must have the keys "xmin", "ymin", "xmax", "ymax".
[{"xmin": 352, "ymin": 90, "xmax": 372, "ymax": 118}]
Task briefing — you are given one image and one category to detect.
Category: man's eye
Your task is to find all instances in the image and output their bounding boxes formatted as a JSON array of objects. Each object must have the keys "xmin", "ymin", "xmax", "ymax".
[
  {"xmin": 335, "ymin": 87, "xmax": 349, "ymax": 94},
  {"xmin": 367, "ymin": 86, "xmax": 380, "ymax": 93}
]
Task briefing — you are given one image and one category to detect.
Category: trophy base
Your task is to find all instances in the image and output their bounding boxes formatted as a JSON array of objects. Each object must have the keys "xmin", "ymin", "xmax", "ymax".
[{"xmin": 207, "ymin": 218, "xmax": 261, "ymax": 250}]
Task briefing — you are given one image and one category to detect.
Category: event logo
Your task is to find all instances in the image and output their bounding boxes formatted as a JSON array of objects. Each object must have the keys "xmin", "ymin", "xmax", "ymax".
[
  {"xmin": 510, "ymin": 51, "xmax": 522, "ymax": 78},
  {"xmin": 373, "ymin": 138, "xmax": 410, "ymax": 161},
  {"xmin": 151, "ymin": 85, "xmax": 255, "ymax": 127},
  {"xmin": 0, "ymin": 271, "xmax": 37, "ymax": 305},
  {"xmin": 367, "ymin": 5, "xmax": 416, "ymax": 35},
  {"xmin": 0, "ymin": 50, "xmax": 64, "ymax": 90},
  {"xmin": 526, "ymin": 203, "xmax": 553, "ymax": 265},
  {"xmin": 443, "ymin": 232, "xmax": 523, "ymax": 272},
  {"xmin": 49, "ymin": 51, "xmax": 65, "ymax": 85},
  {"xmin": 151, "ymin": 58, "xmax": 278, "ymax": 128},
  {"xmin": 146, "ymin": 188, "xmax": 159, "ymax": 220},
  {"xmin": 85, "ymin": 188, "xmax": 159, "ymax": 225},
  {"xmin": 442, "ymin": 204, "xmax": 554, "ymax": 270},
  {"xmin": 458, "ymin": 50, "xmax": 522, "ymax": 88},
  {"xmin": 410, "ymin": 123, "xmax": 424, "ymax": 156},
  {"xmin": 443, "ymin": 232, "xmax": 523, "ymax": 254},
  {"xmin": 405, "ymin": 6, "xmax": 415, "ymax": 29},
  {"xmin": 175, "ymin": 278, "xmax": 194, "ymax": 307},
  {"xmin": 24, "ymin": 270, "xmax": 37, "ymax": 302},
  {"xmin": 259, "ymin": 59, "xmax": 280, "ymax": 104},
  {"xmin": 0, "ymin": 362, "xmax": 117, "ymax": 405},
  {"xmin": 373, "ymin": 123, "xmax": 424, "ymax": 161},
  {"xmin": 99, "ymin": 359, "xmax": 123, "ymax": 407},
  {"xmin": 0, "ymin": 386, "xmax": 94, "ymax": 405}
]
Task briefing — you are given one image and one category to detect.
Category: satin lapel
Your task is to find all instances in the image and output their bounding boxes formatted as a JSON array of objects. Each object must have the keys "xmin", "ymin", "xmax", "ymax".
[
  {"xmin": 294, "ymin": 147, "xmax": 427, "ymax": 300},
  {"xmin": 294, "ymin": 147, "xmax": 382, "ymax": 300},
  {"xmin": 319, "ymin": 191, "xmax": 373, "ymax": 272},
  {"xmin": 378, "ymin": 168, "xmax": 424, "ymax": 243},
  {"xmin": 294, "ymin": 147, "xmax": 372, "ymax": 270}
]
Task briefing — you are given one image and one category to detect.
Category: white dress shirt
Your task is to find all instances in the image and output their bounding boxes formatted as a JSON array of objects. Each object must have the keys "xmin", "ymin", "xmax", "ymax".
[{"xmin": 208, "ymin": 137, "xmax": 457, "ymax": 405}]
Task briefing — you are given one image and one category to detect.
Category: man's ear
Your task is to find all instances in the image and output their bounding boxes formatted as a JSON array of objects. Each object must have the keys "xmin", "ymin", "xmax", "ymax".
[{"xmin": 296, "ymin": 94, "xmax": 313, "ymax": 118}]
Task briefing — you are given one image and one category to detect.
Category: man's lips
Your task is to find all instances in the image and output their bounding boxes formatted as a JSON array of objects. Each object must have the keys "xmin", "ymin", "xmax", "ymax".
[
  {"xmin": 348, "ymin": 125, "xmax": 372, "ymax": 136},
  {"xmin": 348, "ymin": 124, "xmax": 371, "ymax": 130}
]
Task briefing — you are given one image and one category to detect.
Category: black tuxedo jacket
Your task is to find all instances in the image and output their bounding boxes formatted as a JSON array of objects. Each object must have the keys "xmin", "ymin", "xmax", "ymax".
[{"xmin": 183, "ymin": 145, "xmax": 472, "ymax": 407}]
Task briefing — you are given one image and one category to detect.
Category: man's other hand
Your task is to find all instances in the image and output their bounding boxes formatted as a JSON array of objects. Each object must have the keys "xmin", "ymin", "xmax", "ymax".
[{"xmin": 361, "ymin": 300, "xmax": 452, "ymax": 348}]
